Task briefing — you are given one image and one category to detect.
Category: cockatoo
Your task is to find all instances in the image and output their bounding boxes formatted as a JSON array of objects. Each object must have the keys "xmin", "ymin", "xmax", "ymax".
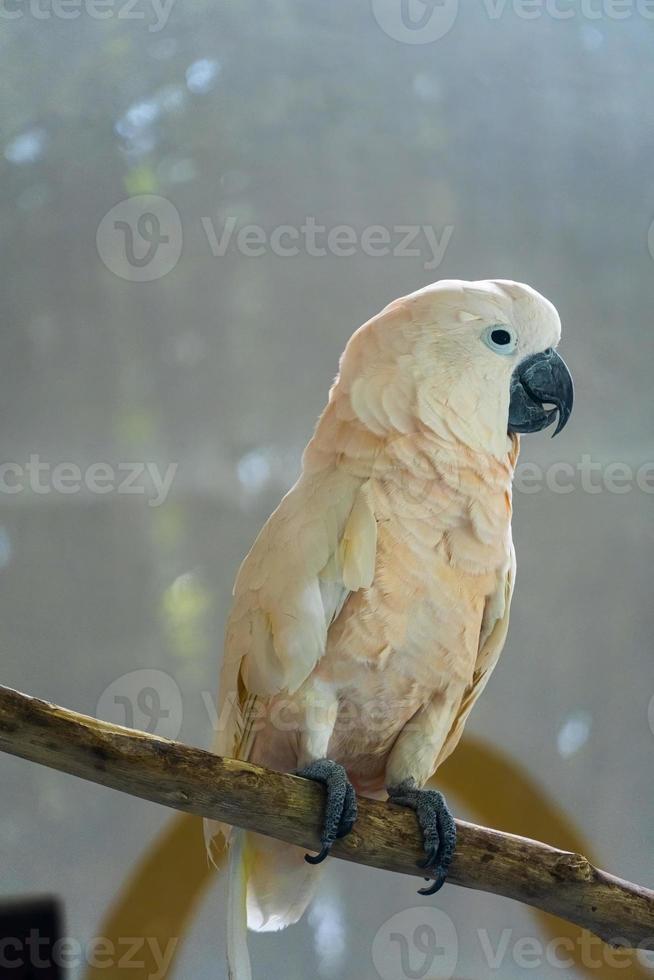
[{"xmin": 207, "ymin": 278, "xmax": 573, "ymax": 979}]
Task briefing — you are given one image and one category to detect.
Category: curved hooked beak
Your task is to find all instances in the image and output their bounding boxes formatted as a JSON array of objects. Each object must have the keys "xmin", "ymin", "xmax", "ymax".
[{"xmin": 508, "ymin": 348, "xmax": 574, "ymax": 437}]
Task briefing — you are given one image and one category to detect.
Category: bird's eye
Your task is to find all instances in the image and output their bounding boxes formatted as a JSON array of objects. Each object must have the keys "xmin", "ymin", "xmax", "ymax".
[{"xmin": 483, "ymin": 325, "xmax": 518, "ymax": 355}]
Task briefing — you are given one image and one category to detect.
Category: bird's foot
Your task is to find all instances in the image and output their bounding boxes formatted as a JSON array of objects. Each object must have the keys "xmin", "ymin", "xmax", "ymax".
[
  {"xmin": 387, "ymin": 779, "xmax": 457, "ymax": 895},
  {"xmin": 295, "ymin": 758, "xmax": 358, "ymax": 865}
]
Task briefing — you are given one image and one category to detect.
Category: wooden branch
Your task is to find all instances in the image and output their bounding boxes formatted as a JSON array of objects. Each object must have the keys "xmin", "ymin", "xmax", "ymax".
[{"xmin": 0, "ymin": 684, "xmax": 651, "ymax": 951}]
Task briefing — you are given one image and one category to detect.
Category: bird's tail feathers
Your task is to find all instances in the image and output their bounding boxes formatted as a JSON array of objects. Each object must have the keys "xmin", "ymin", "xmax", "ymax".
[
  {"xmin": 225, "ymin": 830, "xmax": 325, "ymax": 979},
  {"xmin": 227, "ymin": 829, "xmax": 252, "ymax": 980},
  {"xmin": 245, "ymin": 833, "xmax": 324, "ymax": 933}
]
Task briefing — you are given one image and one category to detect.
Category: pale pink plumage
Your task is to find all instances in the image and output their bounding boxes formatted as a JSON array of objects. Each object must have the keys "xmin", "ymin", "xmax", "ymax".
[{"xmin": 207, "ymin": 279, "xmax": 562, "ymax": 974}]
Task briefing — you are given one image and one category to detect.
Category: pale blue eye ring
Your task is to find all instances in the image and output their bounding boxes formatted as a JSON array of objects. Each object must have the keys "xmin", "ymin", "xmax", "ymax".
[{"xmin": 483, "ymin": 324, "xmax": 518, "ymax": 355}]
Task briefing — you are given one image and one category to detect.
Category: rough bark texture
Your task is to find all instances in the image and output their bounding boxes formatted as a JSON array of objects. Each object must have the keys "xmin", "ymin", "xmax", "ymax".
[{"xmin": 0, "ymin": 684, "xmax": 652, "ymax": 950}]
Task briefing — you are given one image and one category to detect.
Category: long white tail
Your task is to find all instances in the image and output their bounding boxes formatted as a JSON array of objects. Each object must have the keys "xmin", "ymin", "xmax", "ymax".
[
  {"xmin": 227, "ymin": 829, "xmax": 252, "ymax": 980},
  {"xmin": 225, "ymin": 829, "xmax": 325, "ymax": 979}
]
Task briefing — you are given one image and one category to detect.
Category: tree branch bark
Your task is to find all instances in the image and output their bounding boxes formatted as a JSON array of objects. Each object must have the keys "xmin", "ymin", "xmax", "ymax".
[{"xmin": 0, "ymin": 684, "xmax": 651, "ymax": 950}]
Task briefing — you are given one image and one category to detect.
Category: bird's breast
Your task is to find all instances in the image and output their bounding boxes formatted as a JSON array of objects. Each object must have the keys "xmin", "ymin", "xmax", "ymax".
[{"xmin": 314, "ymin": 461, "xmax": 513, "ymax": 776}]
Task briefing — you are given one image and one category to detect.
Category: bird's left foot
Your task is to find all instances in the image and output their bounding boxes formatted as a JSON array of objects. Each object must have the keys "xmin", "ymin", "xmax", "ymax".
[
  {"xmin": 387, "ymin": 779, "xmax": 457, "ymax": 895},
  {"xmin": 296, "ymin": 758, "xmax": 358, "ymax": 865}
]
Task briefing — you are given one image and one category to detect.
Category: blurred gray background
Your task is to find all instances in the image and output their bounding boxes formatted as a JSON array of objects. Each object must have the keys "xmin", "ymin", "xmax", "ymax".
[{"xmin": 1, "ymin": 2, "xmax": 653, "ymax": 978}]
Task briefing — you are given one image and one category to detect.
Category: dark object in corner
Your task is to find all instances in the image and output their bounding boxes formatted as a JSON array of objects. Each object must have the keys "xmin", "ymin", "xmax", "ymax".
[{"xmin": 0, "ymin": 896, "xmax": 64, "ymax": 978}]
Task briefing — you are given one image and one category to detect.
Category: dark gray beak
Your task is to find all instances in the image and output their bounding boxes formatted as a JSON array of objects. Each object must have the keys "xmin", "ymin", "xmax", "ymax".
[{"xmin": 508, "ymin": 348, "xmax": 574, "ymax": 437}]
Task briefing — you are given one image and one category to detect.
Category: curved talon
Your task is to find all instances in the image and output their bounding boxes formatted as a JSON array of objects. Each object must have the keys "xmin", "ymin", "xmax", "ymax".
[
  {"xmin": 387, "ymin": 779, "xmax": 457, "ymax": 895},
  {"xmin": 305, "ymin": 844, "xmax": 332, "ymax": 865},
  {"xmin": 418, "ymin": 873, "xmax": 447, "ymax": 896},
  {"xmin": 296, "ymin": 758, "xmax": 358, "ymax": 866}
]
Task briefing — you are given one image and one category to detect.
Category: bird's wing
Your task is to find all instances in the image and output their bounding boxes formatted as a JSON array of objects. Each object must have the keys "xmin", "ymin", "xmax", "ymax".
[
  {"xmin": 215, "ymin": 470, "xmax": 377, "ymax": 762},
  {"xmin": 435, "ymin": 543, "xmax": 516, "ymax": 769}
]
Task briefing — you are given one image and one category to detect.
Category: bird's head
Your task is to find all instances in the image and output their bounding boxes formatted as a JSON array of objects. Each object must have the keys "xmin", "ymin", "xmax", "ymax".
[{"xmin": 345, "ymin": 278, "xmax": 574, "ymax": 458}]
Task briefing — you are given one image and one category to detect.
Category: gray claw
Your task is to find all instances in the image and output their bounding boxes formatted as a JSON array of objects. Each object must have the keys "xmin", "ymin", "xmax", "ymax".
[
  {"xmin": 296, "ymin": 759, "xmax": 358, "ymax": 864},
  {"xmin": 388, "ymin": 779, "xmax": 457, "ymax": 894}
]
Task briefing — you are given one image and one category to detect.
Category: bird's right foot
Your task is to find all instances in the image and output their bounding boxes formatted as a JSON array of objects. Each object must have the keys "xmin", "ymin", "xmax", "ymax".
[{"xmin": 295, "ymin": 758, "xmax": 358, "ymax": 865}]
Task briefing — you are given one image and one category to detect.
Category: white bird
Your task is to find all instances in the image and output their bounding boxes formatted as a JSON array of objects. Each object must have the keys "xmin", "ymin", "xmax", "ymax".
[{"xmin": 206, "ymin": 278, "xmax": 573, "ymax": 979}]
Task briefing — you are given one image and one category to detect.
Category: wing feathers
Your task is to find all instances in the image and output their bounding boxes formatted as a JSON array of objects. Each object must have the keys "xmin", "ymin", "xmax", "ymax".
[
  {"xmin": 222, "ymin": 473, "xmax": 376, "ymax": 745},
  {"xmin": 340, "ymin": 481, "xmax": 377, "ymax": 591},
  {"xmin": 436, "ymin": 547, "xmax": 515, "ymax": 768}
]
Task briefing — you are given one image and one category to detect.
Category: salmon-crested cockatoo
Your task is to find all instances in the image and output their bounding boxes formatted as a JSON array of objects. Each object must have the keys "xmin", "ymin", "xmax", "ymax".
[{"xmin": 206, "ymin": 279, "xmax": 573, "ymax": 979}]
